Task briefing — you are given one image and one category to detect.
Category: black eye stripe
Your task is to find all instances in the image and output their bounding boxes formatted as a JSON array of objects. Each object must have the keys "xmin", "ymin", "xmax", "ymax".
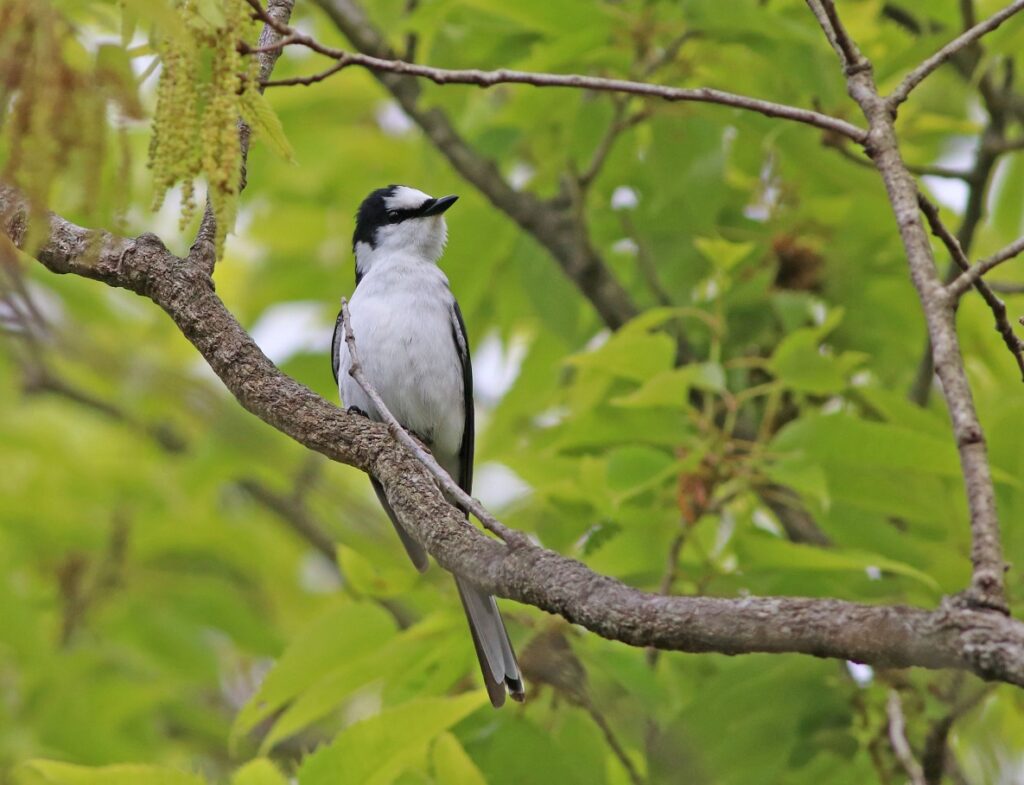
[
  {"xmin": 353, "ymin": 186, "xmax": 435, "ymax": 253},
  {"xmin": 387, "ymin": 208, "xmax": 414, "ymax": 223}
]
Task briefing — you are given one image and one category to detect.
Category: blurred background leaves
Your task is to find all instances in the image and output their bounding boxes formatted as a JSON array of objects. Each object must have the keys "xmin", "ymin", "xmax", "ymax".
[{"xmin": 2, "ymin": 0, "xmax": 1024, "ymax": 783}]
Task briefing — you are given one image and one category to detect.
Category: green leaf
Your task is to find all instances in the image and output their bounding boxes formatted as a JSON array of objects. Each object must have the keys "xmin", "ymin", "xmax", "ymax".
[
  {"xmin": 769, "ymin": 309, "xmax": 858, "ymax": 394},
  {"xmin": 337, "ymin": 544, "xmax": 419, "ymax": 598},
  {"xmin": 260, "ymin": 615, "xmax": 461, "ymax": 753},
  {"xmin": 297, "ymin": 694, "xmax": 488, "ymax": 785},
  {"xmin": 16, "ymin": 762, "xmax": 207, "ymax": 785},
  {"xmin": 773, "ymin": 412, "xmax": 961, "ymax": 476},
  {"xmin": 231, "ymin": 760, "xmax": 288, "ymax": 785},
  {"xmin": 694, "ymin": 236, "xmax": 756, "ymax": 270},
  {"xmin": 567, "ymin": 331, "xmax": 675, "ymax": 382},
  {"xmin": 736, "ymin": 534, "xmax": 940, "ymax": 591},
  {"xmin": 431, "ymin": 732, "xmax": 487, "ymax": 785},
  {"xmin": 240, "ymin": 90, "xmax": 296, "ymax": 163},
  {"xmin": 763, "ymin": 456, "xmax": 830, "ymax": 511},
  {"xmin": 612, "ymin": 362, "xmax": 725, "ymax": 408},
  {"xmin": 611, "ymin": 368, "xmax": 690, "ymax": 407},
  {"xmin": 231, "ymin": 601, "xmax": 397, "ymax": 748}
]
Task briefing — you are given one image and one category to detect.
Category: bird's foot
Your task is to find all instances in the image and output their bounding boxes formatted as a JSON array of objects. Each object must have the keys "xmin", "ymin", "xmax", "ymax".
[{"xmin": 347, "ymin": 405, "xmax": 369, "ymax": 418}]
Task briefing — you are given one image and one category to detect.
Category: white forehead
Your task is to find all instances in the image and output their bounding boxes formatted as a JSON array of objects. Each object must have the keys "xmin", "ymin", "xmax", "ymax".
[{"xmin": 384, "ymin": 186, "xmax": 432, "ymax": 210}]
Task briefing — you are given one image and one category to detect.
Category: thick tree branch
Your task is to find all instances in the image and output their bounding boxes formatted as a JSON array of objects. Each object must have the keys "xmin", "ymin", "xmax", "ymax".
[
  {"xmin": 888, "ymin": 0, "xmax": 1024, "ymax": 108},
  {"xmin": 5, "ymin": 189, "xmax": 1024, "ymax": 688},
  {"xmin": 807, "ymin": 0, "xmax": 1008, "ymax": 610}
]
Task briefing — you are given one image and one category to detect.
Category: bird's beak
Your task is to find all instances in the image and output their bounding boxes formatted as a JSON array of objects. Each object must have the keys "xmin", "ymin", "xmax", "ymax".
[{"xmin": 419, "ymin": 195, "xmax": 459, "ymax": 216}]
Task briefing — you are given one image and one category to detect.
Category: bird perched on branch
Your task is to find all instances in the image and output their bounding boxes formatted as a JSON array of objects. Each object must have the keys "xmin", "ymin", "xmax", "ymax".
[{"xmin": 332, "ymin": 184, "xmax": 524, "ymax": 707}]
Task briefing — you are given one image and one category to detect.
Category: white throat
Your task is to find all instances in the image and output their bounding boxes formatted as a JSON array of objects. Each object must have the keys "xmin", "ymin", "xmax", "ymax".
[{"xmin": 356, "ymin": 214, "xmax": 448, "ymax": 279}]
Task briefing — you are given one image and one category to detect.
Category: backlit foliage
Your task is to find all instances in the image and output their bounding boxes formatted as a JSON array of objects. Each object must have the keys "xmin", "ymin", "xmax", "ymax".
[
  {"xmin": 0, "ymin": 0, "xmax": 140, "ymax": 244},
  {"xmin": 148, "ymin": 0, "xmax": 258, "ymax": 255}
]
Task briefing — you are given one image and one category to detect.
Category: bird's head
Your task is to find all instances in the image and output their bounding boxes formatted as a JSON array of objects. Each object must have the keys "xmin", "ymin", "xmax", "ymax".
[{"xmin": 352, "ymin": 185, "xmax": 458, "ymax": 281}]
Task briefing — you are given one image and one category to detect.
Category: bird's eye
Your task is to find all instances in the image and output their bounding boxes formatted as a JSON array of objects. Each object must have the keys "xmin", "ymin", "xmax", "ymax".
[{"xmin": 387, "ymin": 210, "xmax": 399, "ymax": 221}]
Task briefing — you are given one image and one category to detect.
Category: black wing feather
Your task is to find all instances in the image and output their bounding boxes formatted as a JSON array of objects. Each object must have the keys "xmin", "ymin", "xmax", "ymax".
[
  {"xmin": 451, "ymin": 300, "xmax": 474, "ymax": 495},
  {"xmin": 330, "ymin": 306, "xmax": 344, "ymax": 385}
]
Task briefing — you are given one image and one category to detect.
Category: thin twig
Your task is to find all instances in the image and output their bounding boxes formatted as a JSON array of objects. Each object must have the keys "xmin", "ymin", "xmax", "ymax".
[
  {"xmin": 577, "ymin": 101, "xmax": 650, "ymax": 190},
  {"xmin": 618, "ymin": 213, "xmax": 674, "ymax": 308},
  {"xmin": 810, "ymin": 0, "xmax": 1008, "ymax": 609},
  {"xmin": 989, "ymin": 280, "xmax": 1024, "ymax": 294},
  {"xmin": 831, "ymin": 142, "xmax": 972, "ymax": 179},
  {"xmin": 917, "ymin": 194, "xmax": 1024, "ymax": 380},
  {"xmin": 887, "ymin": 691, "xmax": 927, "ymax": 785},
  {"xmin": 237, "ymin": 477, "xmax": 337, "ymax": 560},
  {"xmin": 245, "ymin": 0, "xmax": 867, "ymax": 143},
  {"xmin": 821, "ymin": 0, "xmax": 864, "ymax": 70},
  {"xmin": 986, "ymin": 135, "xmax": 1024, "ymax": 154},
  {"xmin": 339, "ymin": 298, "xmax": 528, "ymax": 547},
  {"xmin": 889, "ymin": 0, "xmax": 1024, "ymax": 107},
  {"xmin": 639, "ymin": 30, "xmax": 700, "ymax": 78},
  {"xmin": 583, "ymin": 701, "xmax": 645, "ymax": 785},
  {"xmin": 947, "ymin": 236, "xmax": 1024, "ymax": 298}
]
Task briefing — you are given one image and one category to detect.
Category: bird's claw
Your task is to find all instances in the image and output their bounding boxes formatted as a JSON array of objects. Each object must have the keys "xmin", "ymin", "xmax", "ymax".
[{"xmin": 347, "ymin": 405, "xmax": 369, "ymax": 418}]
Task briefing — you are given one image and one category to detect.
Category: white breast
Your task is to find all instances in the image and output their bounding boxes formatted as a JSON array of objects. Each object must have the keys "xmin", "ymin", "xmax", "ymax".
[{"xmin": 337, "ymin": 258, "xmax": 465, "ymax": 468}]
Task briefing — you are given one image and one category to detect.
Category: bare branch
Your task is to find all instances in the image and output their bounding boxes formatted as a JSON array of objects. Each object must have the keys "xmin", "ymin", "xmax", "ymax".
[
  {"xmin": 986, "ymin": 135, "xmax": 1024, "ymax": 154},
  {"xmin": 264, "ymin": 52, "xmax": 869, "ymax": 143},
  {"xmin": 829, "ymin": 141, "xmax": 971, "ymax": 180},
  {"xmin": 7, "ymin": 189, "xmax": 1024, "ymax": 686},
  {"xmin": 339, "ymin": 298, "xmax": 528, "ymax": 548},
  {"xmin": 808, "ymin": 1, "xmax": 1008, "ymax": 609},
  {"xmin": 577, "ymin": 101, "xmax": 650, "ymax": 191},
  {"xmin": 989, "ymin": 280, "xmax": 1024, "ymax": 294},
  {"xmin": 917, "ymin": 195, "xmax": 1024, "ymax": 380},
  {"xmin": 887, "ymin": 690, "xmax": 927, "ymax": 785},
  {"xmin": 889, "ymin": 0, "xmax": 1024, "ymax": 108},
  {"xmin": 948, "ymin": 236, "xmax": 1024, "ymax": 298},
  {"xmin": 250, "ymin": 0, "xmax": 867, "ymax": 143}
]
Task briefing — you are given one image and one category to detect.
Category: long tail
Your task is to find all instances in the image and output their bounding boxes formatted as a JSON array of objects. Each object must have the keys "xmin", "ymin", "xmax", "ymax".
[
  {"xmin": 372, "ymin": 478, "xmax": 524, "ymax": 706},
  {"xmin": 455, "ymin": 576, "xmax": 525, "ymax": 708}
]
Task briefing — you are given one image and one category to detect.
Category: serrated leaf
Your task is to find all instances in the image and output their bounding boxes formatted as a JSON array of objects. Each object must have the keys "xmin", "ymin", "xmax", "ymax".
[
  {"xmin": 231, "ymin": 601, "xmax": 397, "ymax": 748},
  {"xmin": 297, "ymin": 694, "xmax": 488, "ymax": 785},
  {"xmin": 431, "ymin": 732, "xmax": 487, "ymax": 785},
  {"xmin": 241, "ymin": 90, "xmax": 296, "ymax": 163},
  {"xmin": 261, "ymin": 615, "xmax": 459, "ymax": 753}
]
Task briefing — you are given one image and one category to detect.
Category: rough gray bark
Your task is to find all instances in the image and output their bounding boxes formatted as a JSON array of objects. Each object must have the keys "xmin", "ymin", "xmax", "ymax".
[
  {"xmin": 3, "ymin": 187, "xmax": 1024, "ymax": 688},
  {"xmin": 806, "ymin": 0, "xmax": 1012, "ymax": 611}
]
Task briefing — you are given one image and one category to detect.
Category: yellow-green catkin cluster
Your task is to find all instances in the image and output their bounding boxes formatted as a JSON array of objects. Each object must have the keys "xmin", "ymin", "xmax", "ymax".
[
  {"xmin": 0, "ymin": 0, "xmax": 139, "ymax": 250},
  {"xmin": 149, "ymin": 0, "xmax": 257, "ymax": 258}
]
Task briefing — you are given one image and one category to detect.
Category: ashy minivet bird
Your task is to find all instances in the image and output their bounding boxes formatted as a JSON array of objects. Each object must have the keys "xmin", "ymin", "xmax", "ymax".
[{"xmin": 332, "ymin": 184, "xmax": 525, "ymax": 707}]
